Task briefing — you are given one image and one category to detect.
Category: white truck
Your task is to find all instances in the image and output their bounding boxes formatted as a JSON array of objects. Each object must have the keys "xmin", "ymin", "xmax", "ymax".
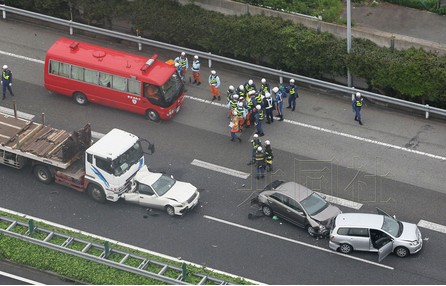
[{"xmin": 0, "ymin": 110, "xmax": 154, "ymax": 203}]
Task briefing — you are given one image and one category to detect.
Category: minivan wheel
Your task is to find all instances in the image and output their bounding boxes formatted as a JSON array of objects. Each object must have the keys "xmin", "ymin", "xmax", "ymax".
[
  {"xmin": 339, "ymin": 244, "xmax": 353, "ymax": 254},
  {"xmin": 262, "ymin": 205, "xmax": 273, "ymax": 217},
  {"xmin": 394, "ymin": 246, "xmax": 409, "ymax": 258}
]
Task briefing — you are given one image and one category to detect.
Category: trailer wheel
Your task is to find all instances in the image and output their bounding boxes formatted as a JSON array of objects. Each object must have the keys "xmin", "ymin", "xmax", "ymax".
[
  {"xmin": 145, "ymin": 109, "xmax": 160, "ymax": 122},
  {"xmin": 33, "ymin": 165, "xmax": 53, "ymax": 184},
  {"xmin": 87, "ymin": 184, "xmax": 106, "ymax": 203},
  {"xmin": 73, "ymin": 92, "xmax": 88, "ymax": 105}
]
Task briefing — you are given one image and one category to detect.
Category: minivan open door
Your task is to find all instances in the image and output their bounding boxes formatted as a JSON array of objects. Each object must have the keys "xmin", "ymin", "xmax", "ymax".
[{"xmin": 378, "ymin": 240, "xmax": 393, "ymax": 262}]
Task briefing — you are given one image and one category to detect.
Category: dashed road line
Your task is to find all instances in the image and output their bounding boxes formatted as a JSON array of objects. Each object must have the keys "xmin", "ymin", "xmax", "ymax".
[
  {"xmin": 417, "ymin": 220, "xmax": 446, "ymax": 234},
  {"xmin": 0, "ymin": 50, "xmax": 45, "ymax": 64},
  {"xmin": 204, "ymin": 215, "xmax": 394, "ymax": 270},
  {"xmin": 0, "ymin": 270, "xmax": 43, "ymax": 285},
  {"xmin": 191, "ymin": 159, "xmax": 250, "ymax": 179},
  {"xmin": 316, "ymin": 192, "xmax": 363, "ymax": 210}
]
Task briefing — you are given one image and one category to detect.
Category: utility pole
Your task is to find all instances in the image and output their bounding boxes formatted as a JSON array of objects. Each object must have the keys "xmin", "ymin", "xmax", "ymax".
[{"xmin": 347, "ymin": 0, "xmax": 353, "ymax": 87}]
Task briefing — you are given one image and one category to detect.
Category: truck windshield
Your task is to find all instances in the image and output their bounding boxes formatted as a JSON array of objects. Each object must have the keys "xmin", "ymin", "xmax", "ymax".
[{"xmin": 111, "ymin": 141, "xmax": 143, "ymax": 177}]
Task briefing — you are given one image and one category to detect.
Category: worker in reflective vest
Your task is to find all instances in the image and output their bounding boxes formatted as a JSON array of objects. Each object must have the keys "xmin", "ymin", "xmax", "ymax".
[
  {"xmin": 272, "ymin": 87, "xmax": 284, "ymax": 121},
  {"xmin": 208, "ymin": 70, "xmax": 221, "ymax": 101},
  {"xmin": 286, "ymin": 79, "xmax": 299, "ymax": 111},
  {"xmin": 191, "ymin": 55, "xmax": 201, "ymax": 85},
  {"xmin": 175, "ymin": 52, "xmax": 188, "ymax": 82},
  {"xmin": 264, "ymin": 140, "xmax": 274, "ymax": 172},
  {"xmin": 352, "ymin": 92, "xmax": 364, "ymax": 125},
  {"xmin": 260, "ymin": 78, "xmax": 270, "ymax": 95},
  {"xmin": 2, "ymin": 65, "xmax": 14, "ymax": 100},
  {"xmin": 248, "ymin": 134, "xmax": 261, "ymax": 165},
  {"xmin": 230, "ymin": 110, "xmax": 242, "ymax": 142},
  {"xmin": 255, "ymin": 146, "xmax": 266, "ymax": 179},
  {"xmin": 254, "ymin": 104, "xmax": 265, "ymax": 137},
  {"xmin": 263, "ymin": 92, "xmax": 275, "ymax": 124}
]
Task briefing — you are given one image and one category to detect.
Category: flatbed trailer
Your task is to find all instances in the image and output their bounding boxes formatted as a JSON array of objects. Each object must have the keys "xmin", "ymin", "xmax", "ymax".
[{"xmin": 0, "ymin": 111, "xmax": 91, "ymax": 187}]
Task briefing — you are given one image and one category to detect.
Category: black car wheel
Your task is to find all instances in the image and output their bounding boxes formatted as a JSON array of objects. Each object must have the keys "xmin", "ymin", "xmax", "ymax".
[
  {"xmin": 262, "ymin": 205, "xmax": 273, "ymax": 217},
  {"xmin": 165, "ymin": 205, "xmax": 175, "ymax": 216},
  {"xmin": 307, "ymin": 225, "xmax": 317, "ymax": 237}
]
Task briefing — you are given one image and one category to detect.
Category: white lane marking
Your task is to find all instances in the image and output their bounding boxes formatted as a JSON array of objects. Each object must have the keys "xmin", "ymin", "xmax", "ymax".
[
  {"xmin": 316, "ymin": 192, "xmax": 363, "ymax": 210},
  {"xmin": 0, "ymin": 50, "xmax": 45, "ymax": 64},
  {"xmin": 203, "ymin": 215, "xmax": 394, "ymax": 270},
  {"xmin": 417, "ymin": 220, "xmax": 446, "ymax": 234},
  {"xmin": 0, "ymin": 270, "xmax": 44, "ymax": 285},
  {"xmin": 186, "ymin": 96, "xmax": 446, "ymax": 162},
  {"xmin": 91, "ymin": 131, "xmax": 105, "ymax": 139},
  {"xmin": 191, "ymin": 159, "xmax": 250, "ymax": 179},
  {"xmin": 3, "ymin": 50, "xmax": 445, "ymax": 162},
  {"xmin": 0, "ymin": 106, "xmax": 35, "ymax": 121},
  {"xmin": 0, "ymin": 207, "xmax": 263, "ymax": 285}
]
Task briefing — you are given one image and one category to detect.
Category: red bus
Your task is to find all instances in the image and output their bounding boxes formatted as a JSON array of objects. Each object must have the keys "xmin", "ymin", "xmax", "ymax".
[{"xmin": 44, "ymin": 38, "xmax": 184, "ymax": 122}]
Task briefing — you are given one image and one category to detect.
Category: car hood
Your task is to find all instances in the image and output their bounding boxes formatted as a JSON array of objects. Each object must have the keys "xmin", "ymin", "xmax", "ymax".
[
  {"xmin": 163, "ymin": 181, "xmax": 197, "ymax": 202},
  {"xmin": 311, "ymin": 205, "xmax": 342, "ymax": 225},
  {"xmin": 399, "ymin": 221, "xmax": 419, "ymax": 241}
]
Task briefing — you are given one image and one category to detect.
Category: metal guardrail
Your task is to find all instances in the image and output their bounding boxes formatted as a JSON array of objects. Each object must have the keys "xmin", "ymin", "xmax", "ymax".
[
  {"xmin": 0, "ymin": 215, "xmax": 233, "ymax": 285},
  {"xmin": 1, "ymin": 4, "xmax": 445, "ymax": 119}
]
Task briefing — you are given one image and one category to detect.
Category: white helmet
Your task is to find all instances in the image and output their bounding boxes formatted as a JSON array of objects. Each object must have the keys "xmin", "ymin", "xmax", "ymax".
[
  {"xmin": 248, "ymin": 90, "xmax": 256, "ymax": 95},
  {"xmin": 356, "ymin": 92, "xmax": 361, "ymax": 97},
  {"xmin": 239, "ymin": 85, "xmax": 244, "ymax": 90},
  {"xmin": 253, "ymin": 134, "xmax": 259, "ymax": 139},
  {"xmin": 265, "ymin": 140, "xmax": 270, "ymax": 145},
  {"xmin": 265, "ymin": 92, "xmax": 271, "ymax": 98},
  {"xmin": 232, "ymin": 110, "xmax": 237, "ymax": 116},
  {"xmin": 229, "ymin": 85, "xmax": 234, "ymax": 91},
  {"xmin": 211, "ymin": 70, "xmax": 216, "ymax": 75},
  {"xmin": 290, "ymin": 79, "xmax": 295, "ymax": 83},
  {"xmin": 194, "ymin": 55, "xmax": 198, "ymax": 59},
  {"xmin": 237, "ymin": 102, "xmax": 244, "ymax": 107},
  {"xmin": 272, "ymin": 87, "xmax": 279, "ymax": 93},
  {"xmin": 248, "ymin": 79, "xmax": 253, "ymax": 85},
  {"xmin": 233, "ymin": 94, "xmax": 239, "ymax": 100},
  {"xmin": 257, "ymin": 146, "xmax": 263, "ymax": 152},
  {"xmin": 256, "ymin": 104, "xmax": 261, "ymax": 110},
  {"xmin": 261, "ymin": 78, "xmax": 266, "ymax": 84},
  {"xmin": 2, "ymin": 65, "xmax": 7, "ymax": 70},
  {"xmin": 174, "ymin": 62, "xmax": 179, "ymax": 67},
  {"xmin": 181, "ymin": 52, "xmax": 186, "ymax": 56}
]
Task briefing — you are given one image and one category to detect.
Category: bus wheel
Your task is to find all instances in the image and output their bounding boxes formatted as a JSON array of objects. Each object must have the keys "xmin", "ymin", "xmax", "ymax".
[
  {"xmin": 145, "ymin": 109, "xmax": 160, "ymax": 122},
  {"xmin": 73, "ymin": 92, "xmax": 87, "ymax": 105},
  {"xmin": 33, "ymin": 165, "xmax": 53, "ymax": 184},
  {"xmin": 87, "ymin": 184, "xmax": 106, "ymax": 203}
]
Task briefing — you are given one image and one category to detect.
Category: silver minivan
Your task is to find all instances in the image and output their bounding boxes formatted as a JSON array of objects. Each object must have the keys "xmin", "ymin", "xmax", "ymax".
[{"xmin": 329, "ymin": 209, "xmax": 423, "ymax": 262}]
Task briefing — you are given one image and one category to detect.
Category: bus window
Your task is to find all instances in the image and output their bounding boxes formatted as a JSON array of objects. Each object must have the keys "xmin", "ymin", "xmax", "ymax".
[
  {"xmin": 99, "ymin": 72, "xmax": 112, "ymax": 87},
  {"xmin": 84, "ymin": 69, "xmax": 98, "ymax": 84},
  {"xmin": 59, "ymin": 63, "xmax": 71, "ymax": 78},
  {"xmin": 112, "ymin": 75, "xmax": 127, "ymax": 91},
  {"xmin": 71, "ymin": 66, "xmax": 84, "ymax": 81},
  {"xmin": 49, "ymin": 60, "xmax": 59, "ymax": 75},
  {"xmin": 128, "ymin": 78, "xmax": 141, "ymax": 96}
]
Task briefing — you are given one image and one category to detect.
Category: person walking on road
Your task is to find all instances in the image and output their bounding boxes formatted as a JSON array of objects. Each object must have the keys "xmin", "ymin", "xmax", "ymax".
[
  {"xmin": 264, "ymin": 140, "xmax": 274, "ymax": 172},
  {"xmin": 2, "ymin": 65, "xmax": 14, "ymax": 100},
  {"xmin": 255, "ymin": 146, "xmax": 266, "ymax": 179},
  {"xmin": 208, "ymin": 70, "xmax": 221, "ymax": 101},
  {"xmin": 285, "ymin": 79, "xmax": 299, "ymax": 111},
  {"xmin": 352, "ymin": 92, "xmax": 364, "ymax": 125},
  {"xmin": 272, "ymin": 86, "xmax": 284, "ymax": 121},
  {"xmin": 229, "ymin": 110, "xmax": 242, "ymax": 142},
  {"xmin": 191, "ymin": 55, "xmax": 201, "ymax": 85}
]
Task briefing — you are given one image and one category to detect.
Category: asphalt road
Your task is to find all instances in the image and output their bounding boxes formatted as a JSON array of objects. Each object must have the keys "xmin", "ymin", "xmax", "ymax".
[{"xmin": 1, "ymin": 18, "xmax": 446, "ymax": 284}]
